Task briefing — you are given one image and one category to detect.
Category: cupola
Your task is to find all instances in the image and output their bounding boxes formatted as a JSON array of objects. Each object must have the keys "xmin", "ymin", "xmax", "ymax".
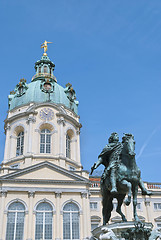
[{"xmin": 8, "ymin": 41, "xmax": 79, "ymax": 114}]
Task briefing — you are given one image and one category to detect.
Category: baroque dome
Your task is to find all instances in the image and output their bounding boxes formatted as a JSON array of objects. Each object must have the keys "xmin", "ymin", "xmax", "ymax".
[{"xmin": 8, "ymin": 55, "xmax": 79, "ymax": 114}]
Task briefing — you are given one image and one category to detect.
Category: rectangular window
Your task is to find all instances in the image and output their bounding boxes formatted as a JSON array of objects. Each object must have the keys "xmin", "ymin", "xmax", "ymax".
[
  {"xmin": 44, "ymin": 66, "xmax": 47, "ymax": 73},
  {"xmin": 90, "ymin": 202, "xmax": 98, "ymax": 210},
  {"xmin": 10, "ymin": 164, "xmax": 20, "ymax": 169},
  {"xmin": 91, "ymin": 223, "xmax": 99, "ymax": 231},
  {"xmin": 137, "ymin": 203, "xmax": 141, "ymax": 210},
  {"xmin": 69, "ymin": 165, "xmax": 75, "ymax": 171},
  {"xmin": 66, "ymin": 134, "xmax": 71, "ymax": 158},
  {"xmin": 154, "ymin": 203, "xmax": 161, "ymax": 210}
]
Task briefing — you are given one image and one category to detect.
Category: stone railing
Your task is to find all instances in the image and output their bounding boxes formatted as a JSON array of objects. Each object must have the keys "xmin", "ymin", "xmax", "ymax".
[
  {"xmin": 90, "ymin": 179, "xmax": 161, "ymax": 190},
  {"xmin": 146, "ymin": 182, "xmax": 161, "ymax": 190}
]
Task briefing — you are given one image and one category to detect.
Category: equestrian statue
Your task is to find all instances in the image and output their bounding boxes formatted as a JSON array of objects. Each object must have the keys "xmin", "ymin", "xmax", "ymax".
[{"xmin": 91, "ymin": 133, "xmax": 152, "ymax": 225}]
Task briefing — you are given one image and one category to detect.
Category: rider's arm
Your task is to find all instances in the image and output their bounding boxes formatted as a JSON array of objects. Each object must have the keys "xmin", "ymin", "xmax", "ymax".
[{"xmin": 95, "ymin": 157, "xmax": 103, "ymax": 168}]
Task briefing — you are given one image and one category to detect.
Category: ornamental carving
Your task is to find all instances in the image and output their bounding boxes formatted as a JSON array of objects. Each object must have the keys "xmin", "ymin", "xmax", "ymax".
[
  {"xmin": 40, "ymin": 78, "xmax": 54, "ymax": 93},
  {"xmin": 64, "ymin": 83, "xmax": 77, "ymax": 102},
  {"xmin": 15, "ymin": 78, "xmax": 28, "ymax": 97}
]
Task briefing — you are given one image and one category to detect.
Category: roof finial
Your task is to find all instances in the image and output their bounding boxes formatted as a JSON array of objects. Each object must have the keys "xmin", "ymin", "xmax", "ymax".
[{"xmin": 41, "ymin": 40, "xmax": 52, "ymax": 56}]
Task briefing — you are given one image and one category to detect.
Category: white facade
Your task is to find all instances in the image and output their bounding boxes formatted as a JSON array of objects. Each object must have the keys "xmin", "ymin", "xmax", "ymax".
[{"xmin": 0, "ymin": 51, "xmax": 161, "ymax": 240}]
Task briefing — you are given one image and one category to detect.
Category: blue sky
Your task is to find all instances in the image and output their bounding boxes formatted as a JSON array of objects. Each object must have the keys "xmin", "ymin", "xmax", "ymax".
[{"xmin": 0, "ymin": 0, "xmax": 161, "ymax": 182}]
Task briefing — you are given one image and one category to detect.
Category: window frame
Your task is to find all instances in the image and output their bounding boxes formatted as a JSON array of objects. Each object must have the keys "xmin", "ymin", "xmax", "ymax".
[
  {"xmin": 63, "ymin": 203, "xmax": 80, "ymax": 240},
  {"xmin": 40, "ymin": 129, "xmax": 51, "ymax": 154},
  {"xmin": 66, "ymin": 134, "xmax": 71, "ymax": 158},
  {"xmin": 90, "ymin": 202, "xmax": 98, "ymax": 211},
  {"xmin": 6, "ymin": 202, "xmax": 25, "ymax": 240},
  {"xmin": 35, "ymin": 202, "xmax": 53, "ymax": 240},
  {"xmin": 16, "ymin": 131, "xmax": 24, "ymax": 156},
  {"xmin": 154, "ymin": 203, "xmax": 161, "ymax": 211}
]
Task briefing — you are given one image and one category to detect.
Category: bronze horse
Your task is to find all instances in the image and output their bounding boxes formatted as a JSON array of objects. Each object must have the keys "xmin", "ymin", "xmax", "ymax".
[{"xmin": 92, "ymin": 134, "xmax": 151, "ymax": 225}]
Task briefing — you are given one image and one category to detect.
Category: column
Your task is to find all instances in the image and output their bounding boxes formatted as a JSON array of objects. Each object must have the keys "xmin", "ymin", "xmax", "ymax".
[
  {"xmin": 144, "ymin": 196, "xmax": 152, "ymax": 223},
  {"xmin": 26, "ymin": 115, "xmax": 36, "ymax": 154},
  {"xmin": 57, "ymin": 118, "xmax": 66, "ymax": 157},
  {"xmin": 0, "ymin": 190, "xmax": 7, "ymax": 240},
  {"xmin": 76, "ymin": 130, "xmax": 81, "ymax": 163},
  {"xmin": 3, "ymin": 124, "xmax": 11, "ymax": 162},
  {"xmin": 27, "ymin": 191, "xmax": 35, "ymax": 240},
  {"xmin": 81, "ymin": 191, "xmax": 88, "ymax": 240},
  {"xmin": 55, "ymin": 191, "xmax": 62, "ymax": 240}
]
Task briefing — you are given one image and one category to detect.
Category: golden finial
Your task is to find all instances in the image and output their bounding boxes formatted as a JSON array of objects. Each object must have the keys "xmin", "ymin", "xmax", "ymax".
[{"xmin": 41, "ymin": 40, "xmax": 52, "ymax": 56}]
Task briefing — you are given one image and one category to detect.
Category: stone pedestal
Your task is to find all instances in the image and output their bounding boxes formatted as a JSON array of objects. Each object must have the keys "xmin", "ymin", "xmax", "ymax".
[{"xmin": 91, "ymin": 221, "xmax": 161, "ymax": 240}]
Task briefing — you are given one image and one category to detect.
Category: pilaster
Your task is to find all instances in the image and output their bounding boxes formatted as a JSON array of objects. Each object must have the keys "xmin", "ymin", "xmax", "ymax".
[
  {"xmin": 27, "ymin": 191, "xmax": 35, "ymax": 240},
  {"xmin": 81, "ymin": 191, "xmax": 88, "ymax": 239},
  {"xmin": 57, "ymin": 117, "xmax": 65, "ymax": 157},
  {"xmin": 144, "ymin": 196, "xmax": 152, "ymax": 222},
  {"xmin": 3, "ymin": 123, "xmax": 11, "ymax": 162},
  {"xmin": 0, "ymin": 190, "xmax": 7, "ymax": 239},
  {"xmin": 27, "ymin": 115, "xmax": 36, "ymax": 153},
  {"xmin": 55, "ymin": 191, "xmax": 62, "ymax": 240}
]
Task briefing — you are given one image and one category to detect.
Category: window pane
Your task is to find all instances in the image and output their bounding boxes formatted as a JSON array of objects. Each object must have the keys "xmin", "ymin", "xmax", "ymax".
[
  {"xmin": 46, "ymin": 135, "xmax": 51, "ymax": 144},
  {"xmin": 35, "ymin": 212, "xmax": 43, "ymax": 240},
  {"xmin": 37, "ymin": 202, "xmax": 52, "ymax": 211},
  {"xmin": 6, "ymin": 203, "xmax": 25, "ymax": 240},
  {"xmin": 72, "ymin": 212, "xmax": 79, "ymax": 239},
  {"xmin": 63, "ymin": 212, "xmax": 70, "ymax": 240},
  {"xmin": 46, "ymin": 144, "xmax": 51, "ymax": 153},
  {"xmin": 91, "ymin": 224, "xmax": 99, "ymax": 231},
  {"xmin": 35, "ymin": 203, "xmax": 53, "ymax": 240},
  {"xmin": 66, "ymin": 134, "xmax": 71, "ymax": 158},
  {"xmin": 9, "ymin": 202, "xmax": 25, "ymax": 211},
  {"xmin": 63, "ymin": 203, "xmax": 79, "ymax": 240},
  {"xmin": 16, "ymin": 131, "xmax": 24, "ymax": 156},
  {"xmin": 6, "ymin": 212, "xmax": 15, "ymax": 240},
  {"xmin": 40, "ymin": 144, "xmax": 45, "ymax": 153},
  {"xmin": 41, "ymin": 134, "xmax": 45, "ymax": 144},
  {"xmin": 45, "ymin": 212, "xmax": 52, "ymax": 239},
  {"xmin": 40, "ymin": 129, "xmax": 51, "ymax": 154},
  {"xmin": 15, "ymin": 212, "xmax": 25, "ymax": 240}
]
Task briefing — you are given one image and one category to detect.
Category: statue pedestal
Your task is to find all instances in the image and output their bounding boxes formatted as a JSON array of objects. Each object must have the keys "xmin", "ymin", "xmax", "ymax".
[{"xmin": 91, "ymin": 221, "xmax": 161, "ymax": 240}]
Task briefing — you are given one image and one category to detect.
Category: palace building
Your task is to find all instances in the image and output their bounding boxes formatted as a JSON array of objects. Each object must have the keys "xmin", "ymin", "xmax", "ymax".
[{"xmin": 0, "ymin": 44, "xmax": 161, "ymax": 240}]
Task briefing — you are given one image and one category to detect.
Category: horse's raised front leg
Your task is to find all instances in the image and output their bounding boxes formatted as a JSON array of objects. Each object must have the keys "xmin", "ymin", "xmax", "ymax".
[
  {"xmin": 116, "ymin": 194, "xmax": 127, "ymax": 222},
  {"xmin": 132, "ymin": 184, "xmax": 141, "ymax": 222},
  {"xmin": 121, "ymin": 179, "xmax": 132, "ymax": 206}
]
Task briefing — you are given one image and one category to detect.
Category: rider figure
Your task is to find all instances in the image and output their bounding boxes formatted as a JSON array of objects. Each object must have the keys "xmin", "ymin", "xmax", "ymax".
[{"xmin": 91, "ymin": 132, "xmax": 122, "ymax": 194}]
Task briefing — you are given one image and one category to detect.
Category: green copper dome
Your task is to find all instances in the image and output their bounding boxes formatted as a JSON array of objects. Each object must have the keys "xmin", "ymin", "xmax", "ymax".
[{"xmin": 8, "ymin": 55, "xmax": 79, "ymax": 114}]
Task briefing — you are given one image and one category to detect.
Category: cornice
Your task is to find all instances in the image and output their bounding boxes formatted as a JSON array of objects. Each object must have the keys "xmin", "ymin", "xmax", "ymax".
[
  {"xmin": 1, "ymin": 161, "xmax": 90, "ymax": 183},
  {"xmin": 4, "ymin": 110, "xmax": 37, "ymax": 125},
  {"xmin": 27, "ymin": 102, "xmax": 66, "ymax": 114},
  {"xmin": 3, "ymin": 155, "xmax": 82, "ymax": 169},
  {"xmin": 0, "ymin": 178, "xmax": 90, "ymax": 186},
  {"xmin": 56, "ymin": 112, "xmax": 82, "ymax": 128},
  {"xmin": 0, "ymin": 186, "xmax": 90, "ymax": 193}
]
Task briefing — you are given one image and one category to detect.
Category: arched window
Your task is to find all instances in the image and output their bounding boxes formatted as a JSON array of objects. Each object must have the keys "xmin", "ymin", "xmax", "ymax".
[
  {"xmin": 40, "ymin": 129, "xmax": 51, "ymax": 153},
  {"xmin": 63, "ymin": 202, "xmax": 80, "ymax": 240},
  {"xmin": 39, "ymin": 66, "xmax": 41, "ymax": 74},
  {"xmin": 35, "ymin": 202, "xmax": 53, "ymax": 240},
  {"xmin": 66, "ymin": 134, "xmax": 71, "ymax": 158},
  {"xmin": 44, "ymin": 66, "xmax": 47, "ymax": 73},
  {"xmin": 16, "ymin": 131, "xmax": 24, "ymax": 156},
  {"xmin": 6, "ymin": 202, "xmax": 25, "ymax": 240}
]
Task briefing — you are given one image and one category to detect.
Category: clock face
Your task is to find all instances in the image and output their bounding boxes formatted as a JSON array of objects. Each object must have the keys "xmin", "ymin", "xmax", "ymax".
[{"xmin": 39, "ymin": 108, "xmax": 54, "ymax": 121}]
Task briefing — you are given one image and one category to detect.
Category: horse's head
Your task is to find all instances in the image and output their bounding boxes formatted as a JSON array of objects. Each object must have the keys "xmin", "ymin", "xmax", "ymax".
[{"xmin": 122, "ymin": 133, "xmax": 135, "ymax": 157}]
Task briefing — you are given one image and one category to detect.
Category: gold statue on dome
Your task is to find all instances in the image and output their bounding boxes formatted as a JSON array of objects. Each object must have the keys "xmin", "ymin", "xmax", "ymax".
[{"xmin": 41, "ymin": 40, "xmax": 52, "ymax": 56}]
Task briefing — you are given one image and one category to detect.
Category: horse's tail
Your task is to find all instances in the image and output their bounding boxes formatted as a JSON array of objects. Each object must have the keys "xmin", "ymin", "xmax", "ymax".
[{"xmin": 101, "ymin": 177, "xmax": 113, "ymax": 225}]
